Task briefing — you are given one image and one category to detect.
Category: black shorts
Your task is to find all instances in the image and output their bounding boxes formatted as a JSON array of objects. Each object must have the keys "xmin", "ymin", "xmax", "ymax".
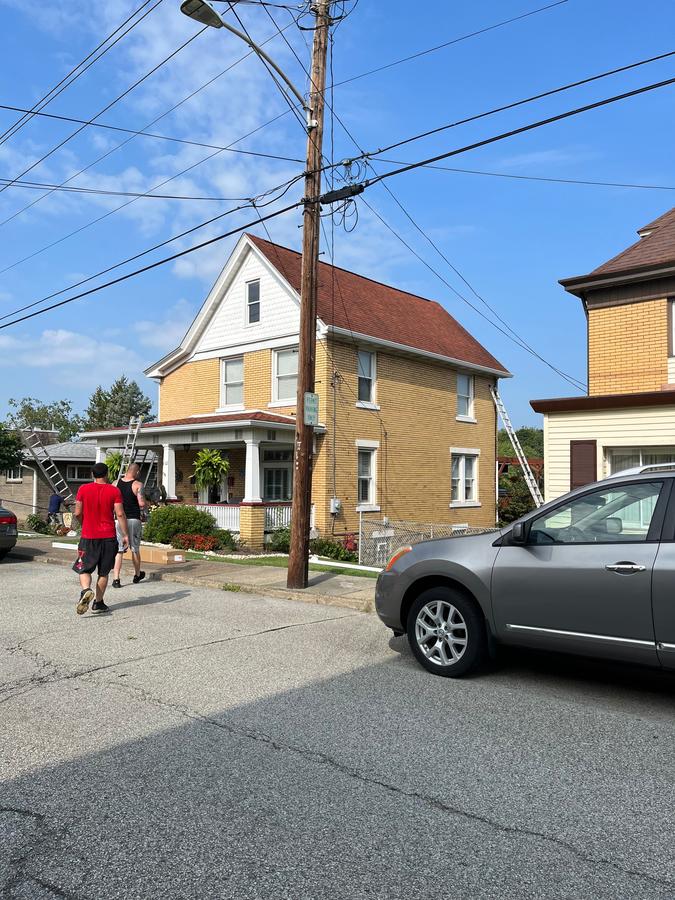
[{"xmin": 72, "ymin": 538, "xmax": 118, "ymax": 577}]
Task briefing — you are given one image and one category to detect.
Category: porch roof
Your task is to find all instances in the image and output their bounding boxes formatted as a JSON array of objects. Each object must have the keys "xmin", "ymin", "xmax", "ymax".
[{"xmin": 81, "ymin": 410, "xmax": 321, "ymax": 441}]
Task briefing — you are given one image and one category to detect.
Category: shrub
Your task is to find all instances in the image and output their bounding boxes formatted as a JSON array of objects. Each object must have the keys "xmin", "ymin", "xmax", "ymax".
[
  {"xmin": 25, "ymin": 513, "xmax": 50, "ymax": 534},
  {"xmin": 171, "ymin": 533, "xmax": 220, "ymax": 552},
  {"xmin": 144, "ymin": 505, "xmax": 217, "ymax": 544},
  {"xmin": 269, "ymin": 526, "xmax": 290, "ymax": 553},
  {"xmin": 213, "ymin": 528, "xmax": 236, "ymax": 552},
  {"xmin": 309, "ymin": 536, "xmax": 358, "ymax": 563}
]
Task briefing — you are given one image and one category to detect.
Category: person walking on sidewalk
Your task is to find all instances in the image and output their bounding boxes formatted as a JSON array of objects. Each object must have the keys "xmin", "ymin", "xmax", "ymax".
[
  {"xmin": 72, "ymin": 462, "xmax": 129, "ymax": 615},
  {"xmin": 112, "ymin": 461, "xmax": 146, "ymax": 589}
]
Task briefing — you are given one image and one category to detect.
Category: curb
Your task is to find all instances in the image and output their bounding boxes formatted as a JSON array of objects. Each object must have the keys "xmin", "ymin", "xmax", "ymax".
[{"xmin": 11, "ymin": 550, "xmax": 375, "ymax": 614}]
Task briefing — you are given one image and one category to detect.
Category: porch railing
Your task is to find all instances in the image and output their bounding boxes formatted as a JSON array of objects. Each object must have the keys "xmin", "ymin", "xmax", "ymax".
[
  {"xmin": 264, "ymin": 503, "xmax": 315, "ymax": 531},
  {"xmin": 196, "ymin": 504, "xmax": 240, "ymax": 532}
]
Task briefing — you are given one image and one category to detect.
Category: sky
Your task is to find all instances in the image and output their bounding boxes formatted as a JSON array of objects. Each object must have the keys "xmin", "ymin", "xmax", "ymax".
[{"xmin": 1, "ymin": 0, "xmax": 674, "ymax": 427}]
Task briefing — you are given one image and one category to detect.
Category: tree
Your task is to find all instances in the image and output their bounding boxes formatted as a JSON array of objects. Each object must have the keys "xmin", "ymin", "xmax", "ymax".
[
  {"xmin": 85, "ymin": 377, "xmax": 154, "ymax": 429},
  {"xmin": 0, "ymin": 424, "xmax": 23, "ymax": 471},
  {"xmin": 498, "ymin": 426, "xmax": 543, "ymax": 459},
  {"xmin": 498, "ymin": 470, "xmax": 538, "ymax": 525},
  {"xmin": 6, "ymin": 397, "xmax": 85, "ymax": 442}
]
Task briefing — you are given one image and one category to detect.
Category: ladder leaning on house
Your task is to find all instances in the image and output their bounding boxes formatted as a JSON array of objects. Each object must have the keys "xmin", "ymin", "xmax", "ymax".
[
  {"xmin": 116, "ymin": 417, "xmax": 144, "ymax": 484},
  {"xmin": 21, "ymin": 429, "xmax": 76, "ymax": 508},
  {"xmin": 490, "ymin": 386, "xmax": 544, "ymax": 508}
]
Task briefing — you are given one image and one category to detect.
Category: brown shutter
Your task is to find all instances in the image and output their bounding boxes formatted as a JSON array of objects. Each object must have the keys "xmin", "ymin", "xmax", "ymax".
[{"xmin": 570, "ymin": 440, "xmax": 597, "ymax": 490}]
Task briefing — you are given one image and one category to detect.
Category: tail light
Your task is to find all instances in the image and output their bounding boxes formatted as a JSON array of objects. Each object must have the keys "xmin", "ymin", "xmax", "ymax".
[
  {"xmin": 385, "ymin": 546, "xmax": 412, "ymax": 571},
  {"xmin": 0, "ymin": 515, "xmax": 16, "ymax": 525}
]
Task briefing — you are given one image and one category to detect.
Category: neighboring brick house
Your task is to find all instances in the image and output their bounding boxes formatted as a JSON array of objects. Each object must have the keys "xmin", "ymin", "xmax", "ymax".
[
  {"xmin": 1, "ymin": 434, "xmax": 96, "ymax": 522},
  {"xmin": 83, "ymin": 233, "xmax": 510, "ymax": 548},
  {"xmin": 532, "ymin": 207, "xmax": 675, "ymax": 500}
]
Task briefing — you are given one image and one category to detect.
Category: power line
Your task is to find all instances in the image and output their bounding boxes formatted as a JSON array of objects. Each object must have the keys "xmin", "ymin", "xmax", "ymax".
[
  {"xmin": 0, "ymin": 174, "xmax": 304, "ymax": 323},
  {"xmin": 363, "ymin": 73, "xmax": 675, "ymax": 189},
  {"xmin": 0, "ymin": 202, "xmax": 303, "ymax": 331},
  {"xmin": 0, "ymin": 104, "xmax": 303, "ymax": 163},
  {"xmin": 0, "ymin": 25, "xmax": 208, "ymax": 220},
  {"xmin": 0, "ymin": 0, "xmax": 163, "ymax": 146},
  {"xmin": 0, "ymin": 176, "xmax": 282, "ymax": 201},
  {"xmin": 342, "ymin": 49, "xmax": 675, "ymax": 164},
  {"xmin": 374, "ymin": 160, "xmax": 675, "ymax": 192}
]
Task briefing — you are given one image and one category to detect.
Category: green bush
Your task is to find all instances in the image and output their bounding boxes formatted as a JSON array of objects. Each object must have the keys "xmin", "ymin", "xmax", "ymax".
[
  {"xmin": 269, "ymin": 527, "xmax": 290, "ymax": 553},
  {"xmin": 25, "ymin": 513, "xmax": 50, "ymax": 534},
  {"xmin": 144, "ymin": 505, "xmax": 217, "ymax": 544},
  {"xmin": 213, "ymin": 528, "xmax": 236, "ymax": 552},
  {"xmin": 309, "ymin": 536, "xmax": 358, "ymax": 563}
]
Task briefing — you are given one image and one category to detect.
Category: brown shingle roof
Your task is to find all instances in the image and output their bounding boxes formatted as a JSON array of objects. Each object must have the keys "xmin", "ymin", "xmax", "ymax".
[
  {"xmin": 247, "ymin": 234, "xmax": 508, "ymax": 374},
  {"xmin": 585, "ymin": 207, "xmax": 675, "ymax": 278}
]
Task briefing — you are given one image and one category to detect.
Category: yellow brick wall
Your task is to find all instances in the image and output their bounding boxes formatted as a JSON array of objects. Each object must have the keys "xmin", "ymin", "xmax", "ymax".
[
  {"xmin": 159, "ymin": 359, "xmax": 220, "ymax": 421},
  {"xmin": 244, "ymin": 349, "xmax": 296, "ymax": 416},
  {"xmin": 311, "ymin": 339, "xmax": 497, "ymax": 534},
  {"xmin": 172, "ymin": 447, "xmax": 246, "ymax": 503},
  {"xmin": 588, "ymin": 298, "xmax": 669, "ymax": 395}
]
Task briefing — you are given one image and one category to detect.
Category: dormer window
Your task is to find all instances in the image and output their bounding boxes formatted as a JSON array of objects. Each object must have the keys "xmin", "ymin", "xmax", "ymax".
[{"xmin": 247, "ymin": 280, "xmax": 260, "ymax": 324}]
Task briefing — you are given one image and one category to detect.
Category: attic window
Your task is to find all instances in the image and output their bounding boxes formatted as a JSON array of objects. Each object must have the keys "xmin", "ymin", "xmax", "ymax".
[{"xmin": 247, "ymin": 280, "xmax": 260, "ymax": 324}]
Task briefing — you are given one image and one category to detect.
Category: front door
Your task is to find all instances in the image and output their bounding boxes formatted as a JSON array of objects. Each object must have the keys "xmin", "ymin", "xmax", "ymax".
[{"xmin": 492, "ymin": 479, "xmax": 669, "ymax": 664}]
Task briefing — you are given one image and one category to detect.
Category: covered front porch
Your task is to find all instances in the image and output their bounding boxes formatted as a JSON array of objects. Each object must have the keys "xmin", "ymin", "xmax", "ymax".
[{"xmin": 84, "ymin": 411, "xmax": 320, "ymax": 550}]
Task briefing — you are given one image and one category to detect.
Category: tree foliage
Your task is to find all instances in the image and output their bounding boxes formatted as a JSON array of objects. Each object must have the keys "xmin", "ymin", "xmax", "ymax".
[
  {"xmin": 498, "ymin": 426, "xmax": 543, "ymax": 459},
  {"xmin": 0, "ymin": 424, "xmax": 23, "ymax": 471},
  {"xmin": 104, "ymin": 451, "xmax": 123, "ymax": 483},
  {"xmin": 85, "ymin": 377, "xmax": 154, "ymax": 429},
  {"xmin": 192, "ymin": 448, "xmax": 229, "ymax": 489},
  {"xmin": 6, "ymin": 396, "xmax": 84, "ymax": 442},
  {"xmin": 498, "ymin": 470, "xmax": 540, "ymax": 525}
]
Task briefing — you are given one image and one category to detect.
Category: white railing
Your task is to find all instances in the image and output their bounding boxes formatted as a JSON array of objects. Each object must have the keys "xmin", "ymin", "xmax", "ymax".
[
  {"xmin": 196, "ymin": 504, "xmax": 240, "ymax": 532},
  {"xmin": 263, "ymin": 503, "xmax": 315, "ymax": 531}
]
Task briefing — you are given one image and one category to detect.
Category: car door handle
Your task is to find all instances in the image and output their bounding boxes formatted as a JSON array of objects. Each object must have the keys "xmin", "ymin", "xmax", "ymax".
[{"xmin": 605, "ymin": 562, "xmax": 646, "ymax": 574}]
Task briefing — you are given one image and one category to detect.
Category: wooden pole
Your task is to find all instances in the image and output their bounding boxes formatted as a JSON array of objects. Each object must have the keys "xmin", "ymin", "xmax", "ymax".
[{"xmin": 287, "ymin": 0, "xmax": 330, "ymax": 589}]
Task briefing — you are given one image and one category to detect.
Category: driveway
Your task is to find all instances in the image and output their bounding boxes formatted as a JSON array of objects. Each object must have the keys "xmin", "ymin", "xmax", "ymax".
[{"xmin": 2, "ymin": 558, "xmax": 675, "ymax": 899}]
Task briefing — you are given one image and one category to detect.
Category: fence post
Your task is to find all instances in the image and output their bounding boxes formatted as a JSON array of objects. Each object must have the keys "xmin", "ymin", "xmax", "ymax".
[
  {"xmin": 430, "ymin": 524, "xmax": 434, "ymax": 539},
  {"xmin": 358, "ymin": 511, "xmax": 363, "ymax": 565}
]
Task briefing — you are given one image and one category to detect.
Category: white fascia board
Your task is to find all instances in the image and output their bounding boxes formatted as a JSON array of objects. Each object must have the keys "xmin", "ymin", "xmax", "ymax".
[
  {"xmin": 82, "ymin": 419, "xmax": 325, "ymax": 439},
  {"xmin": 327, "ymin": 326, "xmax": 512, "ymax": 379},
  {"xmin": 145, "ymin": 235, "xmax": 304, "ymax": 379},
  {"xmin": 191, "ymin": 332, "xmax": 300, "ymax": 363}
]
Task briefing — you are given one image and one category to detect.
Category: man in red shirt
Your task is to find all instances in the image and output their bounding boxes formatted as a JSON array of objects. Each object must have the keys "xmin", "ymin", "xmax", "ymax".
[{"xmin": 72, "ymin": 462, "xmax": 130, "ymax": 615}]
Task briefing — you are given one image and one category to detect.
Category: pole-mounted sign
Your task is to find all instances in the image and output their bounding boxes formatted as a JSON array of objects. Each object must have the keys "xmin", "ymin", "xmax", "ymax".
[{"xmin": 303, "ymin": 392, "xmax": 320, "ymax": 427}]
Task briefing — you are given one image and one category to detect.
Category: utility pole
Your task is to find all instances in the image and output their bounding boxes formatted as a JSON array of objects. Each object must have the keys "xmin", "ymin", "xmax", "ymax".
[{"xmin": 287, "ymin": 0, "xmax": 331, "ymax": 589}]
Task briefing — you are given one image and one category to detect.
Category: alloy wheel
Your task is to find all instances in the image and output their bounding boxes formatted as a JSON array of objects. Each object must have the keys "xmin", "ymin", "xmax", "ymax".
[{"xmin": 414, "ymin": 599, "xmax": 468, "ymax": 666}]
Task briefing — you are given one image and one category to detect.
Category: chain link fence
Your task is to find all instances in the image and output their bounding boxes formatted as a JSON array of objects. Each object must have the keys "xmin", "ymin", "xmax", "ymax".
[{"xmin": 358, "ymin": 515, "xmax": 499, "ymax": 568}]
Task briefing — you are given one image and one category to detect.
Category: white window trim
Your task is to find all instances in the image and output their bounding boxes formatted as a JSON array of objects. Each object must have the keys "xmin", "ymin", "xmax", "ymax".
[
  {"xmin": 456, "ymin": 373, "xmax": 475, "ymax": 422},
  {"xmin": 245, "ymin": 279, "xmax": 261, "ymax": 327},
  {"xmin": 449, "ymin": 447, "xmax": 481, "ymax": 507},
  {"xmin": 5, "ymin": 466, "xmax": 23, "ymax": 483},
  {"xmin": 218, "ymin": 356, "xmax": 245, "ymax": 412},
  {"xmin": 357, "ymin": 350, "xmax": 378, "ymax": 409},
  {"xmin": 271, "ymin": 346, "xmax": 298, "ymax": 406},
  {"xmin": 355, "ymin": 440, "xmax": 379, "ymax": 512},
  {"xmin": 66, "ymin": 465, "xmax": 93, "ymax": 482}
]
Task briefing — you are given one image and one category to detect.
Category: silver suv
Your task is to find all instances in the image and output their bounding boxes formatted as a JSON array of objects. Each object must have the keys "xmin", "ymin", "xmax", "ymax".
[{"xmin": 375, "ymin": 467, "xmax": 675, "ymax": 677}]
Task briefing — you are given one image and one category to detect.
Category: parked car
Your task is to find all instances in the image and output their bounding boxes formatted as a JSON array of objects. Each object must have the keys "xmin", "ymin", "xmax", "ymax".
[
  {"xmin": 376, "ymin": 465, "xmax": 675, "ymax": 677},
  {"xmin": 0, "ymin": 504, "xmax": 18, "ymax": 561}
]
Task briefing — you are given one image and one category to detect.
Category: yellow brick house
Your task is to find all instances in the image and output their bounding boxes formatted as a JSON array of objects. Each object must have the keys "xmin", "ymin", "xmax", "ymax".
[
  {"xmin": 84, "ymin": 233, "xmax": 509, "ymax": 548},
  {"xmin": 532, "ymin": 207, "xmax": 675, "ymax": 500}
]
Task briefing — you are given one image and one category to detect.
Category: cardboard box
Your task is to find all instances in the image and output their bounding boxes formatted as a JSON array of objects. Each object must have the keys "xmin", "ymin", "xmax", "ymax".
[{"xmin": 139, "ymin": 545, "xmax": 186, "ymax": 565}]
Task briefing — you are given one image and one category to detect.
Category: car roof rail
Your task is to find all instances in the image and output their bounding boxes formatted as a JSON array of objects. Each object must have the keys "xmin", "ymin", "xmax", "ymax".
[{"xmin": 604, "ymin": 461, "xmax": 675, "ymax": 479}]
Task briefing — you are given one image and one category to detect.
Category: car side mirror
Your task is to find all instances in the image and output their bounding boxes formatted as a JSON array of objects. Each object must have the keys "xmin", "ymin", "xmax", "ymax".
[{"xmin": 511, "ymin": 522, "xmax": 527, "ymax": 544}]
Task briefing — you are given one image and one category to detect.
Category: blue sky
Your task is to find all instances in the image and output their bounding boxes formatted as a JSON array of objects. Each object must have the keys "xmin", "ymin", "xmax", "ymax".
[{"xmin": 1, "ymin": 0, "xmax": 674, "ymax": 426}]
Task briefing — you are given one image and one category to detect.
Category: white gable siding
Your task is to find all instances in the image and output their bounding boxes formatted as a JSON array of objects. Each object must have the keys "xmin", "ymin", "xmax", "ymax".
[
  {"xmin": 192, "ymin": 247, "xmax": 300, "ymax": 359},
  {"xmin": 544, "ymin": 405, "xmax": 675, "ymax": 501}
]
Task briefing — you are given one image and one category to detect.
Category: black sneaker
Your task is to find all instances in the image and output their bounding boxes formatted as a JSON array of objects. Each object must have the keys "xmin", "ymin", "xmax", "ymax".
[
  {"xmin": 132, "ymin": 571, "xmax": 146, "ymax": 585},
  {"xmin": 76, "ymin": 588, "xmax": 94, "ymax": 616},
  {"xmin": 91, "ymin": 600, "xmax": 110, "ymax": 614},
  {"xmin": 112, "ymin": 579, "xmax": 121, "ymax": 589}
]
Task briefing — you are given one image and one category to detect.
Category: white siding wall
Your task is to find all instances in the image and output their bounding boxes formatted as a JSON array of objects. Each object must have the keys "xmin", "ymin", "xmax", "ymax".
[
  {"xmin": 193, "ymin": 247, "xmax": 300, "ymax": 358},
  {"xmin": 544, "ymin": 405, "xmax": 675, "ymax": 500},
  {"xmin": 667, "ymin": 356, "xmax": 675, "ymax": 384}
]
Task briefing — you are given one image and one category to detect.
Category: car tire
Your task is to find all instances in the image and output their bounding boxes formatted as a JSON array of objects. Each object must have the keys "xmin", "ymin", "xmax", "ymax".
[
  {"xmin": 0, "ymin": 548, "xmax": 10, "ymax": 562},
  {"xmin": 406, "ymin": 587, "xmax": 487, "ymax": 677}
]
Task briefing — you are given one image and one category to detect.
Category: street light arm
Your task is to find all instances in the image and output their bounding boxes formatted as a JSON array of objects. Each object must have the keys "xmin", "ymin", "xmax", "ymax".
[{"xmin": 215, "ymin": 13, "xmax": 307, "ymax": 110}]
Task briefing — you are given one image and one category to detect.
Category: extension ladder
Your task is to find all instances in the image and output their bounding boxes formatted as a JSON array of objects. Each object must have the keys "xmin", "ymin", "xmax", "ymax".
[
  {"xmin": 22, "ymin": 430, "xmax": 75, "ymax": 507},
  {"xmin": 116, "ymin": 417, "xmax": 144, "ymax": 484},
  {"xmin": 490, "ymin": 386, "xmax": 544, "ymax": 507}
]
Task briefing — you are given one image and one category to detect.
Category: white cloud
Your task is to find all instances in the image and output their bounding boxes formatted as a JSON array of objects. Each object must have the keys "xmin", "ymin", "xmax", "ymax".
[{"xmin": 134, "ymin": 298, "xmax": 196, "ymax": 350}]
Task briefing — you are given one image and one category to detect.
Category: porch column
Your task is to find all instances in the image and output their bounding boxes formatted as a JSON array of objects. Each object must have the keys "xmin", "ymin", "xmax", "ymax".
[
  {"xmin": 95, "ymin": 446, "xmax": 106, "ymax": 464},
  {"xmin": 243, "ymin": 435, "xmax": 262, "ymax": 503},
  {"xmin": 161, "ymin": 443, "xmax": 177, "ymax": 499}
]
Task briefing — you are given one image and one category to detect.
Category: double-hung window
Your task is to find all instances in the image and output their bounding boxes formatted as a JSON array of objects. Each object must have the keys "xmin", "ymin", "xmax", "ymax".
[
  {"xmin": 357, "ymin": 350, "xmax": 376, "ymax": 404},
  {"xmin": 357, "ymin": 449, "xmax": 375, "ymax": 506},
  {"xmin": 4, "ymin": 466, "xmax": 22, "ymax": 483},
  {"xmin": 451, "ymin": 451, "xmax": 479, "ymax": 505},
  {"xmin": 246, "ymin": 280, "xmax": 260, "ymax": 324},
  {"xmin": 457, "ymin": 373, "xmax": 475, "ymax": 420},
  {"xmin": 222, "ymin": 357, "xmax": 244, "ymax": 407},
  {"xmin": 274, "ymin": 348, "xmax": 298, "ymax": 403},
  {"xmin": 66, "ymin": 465, "xmax": 92, "ymax": 482}
]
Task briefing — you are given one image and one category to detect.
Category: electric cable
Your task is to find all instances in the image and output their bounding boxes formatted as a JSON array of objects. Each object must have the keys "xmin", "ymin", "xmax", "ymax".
[{"xmin": 0, "ymin": 176, "xmax": 289, "ymax": 201}]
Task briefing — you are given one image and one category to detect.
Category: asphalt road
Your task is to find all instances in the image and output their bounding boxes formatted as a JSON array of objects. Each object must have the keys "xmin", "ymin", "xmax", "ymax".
[{"xmin": 2, "ymin": 558, "xmax": 675, "ymax": 899}]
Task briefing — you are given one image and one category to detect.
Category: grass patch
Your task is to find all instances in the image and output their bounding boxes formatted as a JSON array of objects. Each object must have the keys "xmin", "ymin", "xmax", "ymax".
[
  {"xmin": 185, "ymin": 551, "xmax": 378, "ymax": 579},
  {"xmin": 221, "ymin": 583, "xmax": 243, "ymax": 593}
]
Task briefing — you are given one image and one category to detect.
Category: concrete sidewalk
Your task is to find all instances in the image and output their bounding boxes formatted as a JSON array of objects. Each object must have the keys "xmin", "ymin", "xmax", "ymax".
[{"xmin": 10, "ymin": 539, "xmax": 376, "ymax": 613}]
